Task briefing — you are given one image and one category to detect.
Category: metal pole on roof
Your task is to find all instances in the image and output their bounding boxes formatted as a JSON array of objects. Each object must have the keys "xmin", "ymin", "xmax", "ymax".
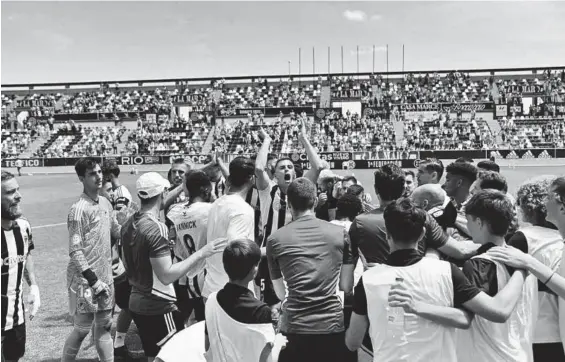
[
  {"xmin": 313, "ymin": 47, "xmax": 315, "ymax": 75},
  {"xmin": 328, "ymin": 46, "xmax": 331, "ymax": 76},
  {"xmin": 386, "ymin": 44, "xmax": 389, "ymax": 81},
  {"xmin": 357, "ymin": 45, "xmax": 360, "ymax": 78},
  {"xmin": 372, "ymin": 45, "xmax": 375, "ymax": 73},
  {"xmin": 402, "ymin": 44, "xmax": 405, "ymax": 72},
  {"xmin": 341, "ymin": 46, "xmax": 344, "ymax": 74}
]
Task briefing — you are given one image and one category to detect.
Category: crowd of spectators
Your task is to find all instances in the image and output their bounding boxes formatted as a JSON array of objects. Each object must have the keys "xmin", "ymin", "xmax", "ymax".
[
  {"xmin": 127, "ymin": 115, "xmax": 210, "ymax": 155},
  {"xmin": 2, "ymin": 70, "xmax": 563, "ymax": 118},
  {"xmin": 499, "ymin": 116, "xmax": 565, "ymax": 149},
  {"xmin": 1, "ymin": 130, "xmax": 33, "ymax": 158},
  {"xmin": 402, "ymin": 112, "xmax": 495, "ymax": 150},
  {"xmin": 61, "ymin": 88, "xmax": 174, "ymax": 115}
]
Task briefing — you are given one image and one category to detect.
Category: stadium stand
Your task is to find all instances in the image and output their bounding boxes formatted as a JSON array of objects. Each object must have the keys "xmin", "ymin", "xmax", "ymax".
[{"xmin": 2, "ymin": 67, "xmax": 564, "ymax": 158}]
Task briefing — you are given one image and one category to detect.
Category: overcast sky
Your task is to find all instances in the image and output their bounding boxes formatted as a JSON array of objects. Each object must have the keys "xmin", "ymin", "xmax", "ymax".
[{"xmin": 2, "ymin": 1, "xmax": 565, "ymax": 84}]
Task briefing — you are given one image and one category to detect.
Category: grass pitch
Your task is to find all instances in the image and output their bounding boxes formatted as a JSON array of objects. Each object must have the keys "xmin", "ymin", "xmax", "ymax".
[{"xmin": 14, "ymin": 164, "xmax": 563, "ymax": 361}]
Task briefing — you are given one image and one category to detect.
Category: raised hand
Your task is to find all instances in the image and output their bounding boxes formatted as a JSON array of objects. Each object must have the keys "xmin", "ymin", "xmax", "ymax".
[{"xmin": 258, "ymin": 128, "xmax": 270, "ymax": 141}]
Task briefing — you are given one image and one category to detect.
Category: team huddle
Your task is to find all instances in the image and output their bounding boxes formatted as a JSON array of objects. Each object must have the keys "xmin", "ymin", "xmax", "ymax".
[{"xmin": 2, "ymin": 121, "xmax": 565, "ymax": 362}]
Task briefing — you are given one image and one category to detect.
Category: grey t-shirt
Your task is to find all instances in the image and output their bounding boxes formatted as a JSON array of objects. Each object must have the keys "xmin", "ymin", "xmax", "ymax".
[{"xmin": 267, "ymin": 215, "xmax": 354, "ymax": 334}]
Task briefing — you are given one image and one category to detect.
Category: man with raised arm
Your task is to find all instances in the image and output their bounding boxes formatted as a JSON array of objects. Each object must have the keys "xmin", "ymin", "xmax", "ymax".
[{"xmin": 254, "ymin": 119, "xmax": 325, "ymax": 309}]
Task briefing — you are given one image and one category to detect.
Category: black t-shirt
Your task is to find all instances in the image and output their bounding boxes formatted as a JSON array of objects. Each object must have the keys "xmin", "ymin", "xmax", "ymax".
[
  {"xmin": 349, "ymin": 208, "xmax": 449, "ymax": 265},
  {"xmin": 461, "ymin": 240, "xmax": 528, "ymax": 297},
  {"xmin": 205, "ymin": 282, "xmax": 273, "ymax": 337},
  {"xmin": 315, "ymin": 191, "xmax": 337, "ymax": 222},
  {"xmin": 216, "ymin": 283, "xmax": 273, "ymax": 324}
]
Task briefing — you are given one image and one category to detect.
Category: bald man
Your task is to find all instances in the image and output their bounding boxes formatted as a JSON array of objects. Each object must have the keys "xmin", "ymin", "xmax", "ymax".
[{"xmin": 411, "ymin": 184, "xmax": 461, "ymax": 242}]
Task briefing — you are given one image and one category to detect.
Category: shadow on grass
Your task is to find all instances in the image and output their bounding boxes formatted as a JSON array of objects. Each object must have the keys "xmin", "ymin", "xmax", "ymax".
[{"xmin": 42, "ymin": 313, "xmax": 72, "ymax": 323}]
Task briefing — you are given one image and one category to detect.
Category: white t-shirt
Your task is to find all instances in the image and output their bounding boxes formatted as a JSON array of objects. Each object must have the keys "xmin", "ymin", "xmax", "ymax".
[{"xmin": 202, "ymin": 194, "xmax": 255, "ymax": 298}]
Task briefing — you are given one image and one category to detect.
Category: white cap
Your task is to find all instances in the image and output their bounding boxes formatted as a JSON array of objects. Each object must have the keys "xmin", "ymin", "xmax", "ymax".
[{"xmin": 136, "ymin": 172, "xmax": 170, "ymax": 199}]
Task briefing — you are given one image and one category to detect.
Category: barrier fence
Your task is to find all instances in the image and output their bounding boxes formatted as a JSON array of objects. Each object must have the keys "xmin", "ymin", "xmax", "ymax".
[{"xmin": 3, "ymin": 148, "xmax": 565, "ymax": 169}]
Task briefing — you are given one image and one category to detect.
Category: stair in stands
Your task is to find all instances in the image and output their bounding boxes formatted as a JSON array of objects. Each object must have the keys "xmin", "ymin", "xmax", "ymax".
[
  {"xmin": 20, "ymin": 135, "xmax": 48, "ymax": 158},
  {"xmin": 201, "ymin": 126, "xmax": 216, "ymax": 155},
  {"xmin": 117, "ymin": 129, "xmax": 132, "ymax": 154},
  {"xmin": 485, "ymin": 119, "xmax": 503, "ymax": 145}
]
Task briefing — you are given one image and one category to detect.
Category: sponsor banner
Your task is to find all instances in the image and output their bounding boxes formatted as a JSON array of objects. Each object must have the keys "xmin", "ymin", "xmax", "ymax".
[
  {"xmin": 1, "ymin": 158, "xmax": 44, "ymax": 168},
  {"xmin": 172, "ymin": 94, "xmax": 207, "ymax": 105},
  {"xmin": 16, "ymin": 99, "xmax": 55, "ymax": 108},
  {"xmin": 234, "ymin": 106, "xmax": 315, "ymax": 117},
  {"xmin": 491, "ymin": 149, "xmax": 555, "ymax": 159},
  {"xmin": 495, "ymin": 104, "xmax": 508, "ymax": 117},
  {"xmin": 508, "ymin": 104, "xmax": 524, "ymax": 116},
  {"xmin": 507, "ymin": 84, "xmax": 545, "ymax": 95},
  {"xmin": 288, "ymin": 158, "xmax": 412, "ymax": 171},
  {"xmin": 393, "ymin": 102, "xmax": 494, "ymax": 113},
  {"xmin": 43, "ymin": 156, "xmax": 104, "ymax": 167},
  {"xmin": 419, "ymin": 150, "xmax": 489, "ymax": 160},
  {"xmin": 105, "ymin": 155, "xmax": 161, "ymax": 166},
  {"xmin": 332, "ymin": 89, "xmax": 363, "ymax": 100},
  {"xmin": 164, "ymin": 154, "xmax": 212, "ymax": 165}
]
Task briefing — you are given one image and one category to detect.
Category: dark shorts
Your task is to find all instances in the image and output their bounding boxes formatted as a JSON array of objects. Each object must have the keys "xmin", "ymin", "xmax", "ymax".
[
  {"xmin": 174, "ymin": 283, "xmax": 205, "ymax": 322},
  {"xmin": 130, "ymin": 310, "xmax": 184, "ymax": 358},
  {"xmin": 279, "ymin": 332, "xmax": 348, "ymax": 362},
  {"xmin": 255, "ymin": 258, "xmax": 280, "ymax": 306},
  {"xmin": 114, "ymin": 277, "xmax": 132, "ymax": 310},
  {"xmin": 533, "ymin": 342, "xmax": 565, "ymax": 362},
  {"xmin": 1, "ymin": 323, "xmax": 26, "ymax": 361}
]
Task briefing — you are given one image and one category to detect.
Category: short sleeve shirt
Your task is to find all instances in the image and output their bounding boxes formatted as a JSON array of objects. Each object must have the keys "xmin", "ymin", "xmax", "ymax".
[
  {"xmin": 349, "ymin": 208, "xmax": 448, "ymax": 265},
  {"xmin": 267, "ymin": 215, "xmax": 354, "ymax": 334},
  {"xmin": 121, "ymin": 212, "xmax": 176, "ymax": 315}
]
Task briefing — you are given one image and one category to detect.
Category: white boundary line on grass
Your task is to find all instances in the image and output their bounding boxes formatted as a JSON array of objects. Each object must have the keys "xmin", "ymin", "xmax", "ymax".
[{"xmin": 34, "ymin": 222, "xmax": 66, "ymax": 229}]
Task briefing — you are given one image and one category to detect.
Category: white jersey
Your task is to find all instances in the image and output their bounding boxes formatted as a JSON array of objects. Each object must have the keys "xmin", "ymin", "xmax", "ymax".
[
  {"xmin": 1, "ymin": 218, "xmax": 33, "ymax": 332},
  {"xmin": 363, "ymin": 257, "xmax": 457, "ymax": 362},
  {"xmin": 204, "ymin": 292, "xmax": 275, "ymax": 362},
  {"xmin": 457, "ymin": 254, "xmax": 535, "ymax": 362},
  {"xmin": 167, "ymin": 202, "xmax": 212, "ymax": 298},
  {"xmin": 520, "ymin": 225, "xmax": 563, "ymax": 344}
]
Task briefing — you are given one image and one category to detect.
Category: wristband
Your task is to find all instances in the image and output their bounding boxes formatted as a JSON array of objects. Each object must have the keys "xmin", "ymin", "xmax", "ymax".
[
  {"xmin": 544, "ymin": 271, "xmax": 556, "ymax": 285},
  {"xmin": 82, "ymin": 269, "xmax": 99, "ymax": 287}
]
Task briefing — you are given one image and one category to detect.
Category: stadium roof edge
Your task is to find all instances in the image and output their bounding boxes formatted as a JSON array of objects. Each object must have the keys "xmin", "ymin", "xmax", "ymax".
[{"xmin": 2, "ymin": 66, "xmax": 564, "ymax": 89}]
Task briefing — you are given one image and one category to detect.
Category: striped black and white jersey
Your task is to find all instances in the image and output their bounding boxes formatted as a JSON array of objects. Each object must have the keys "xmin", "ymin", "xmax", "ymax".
[
  {"xmin": 258, "ymin": 181, "xmax": 292, "ymax": 246},
  {"xmin": 211, "ymin": 176, "xmax": 227, "ymax": 200},
  {"xmin": 245, "ymin": 187, "xmax": 263, "ymax": 244},
  {"xmin": 112, "ymin": 185, "xmax": 133, "ymax": 211},
  {"xmin": 1, "ymin": 218, "xmax": 34, "ymax": 332}
]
